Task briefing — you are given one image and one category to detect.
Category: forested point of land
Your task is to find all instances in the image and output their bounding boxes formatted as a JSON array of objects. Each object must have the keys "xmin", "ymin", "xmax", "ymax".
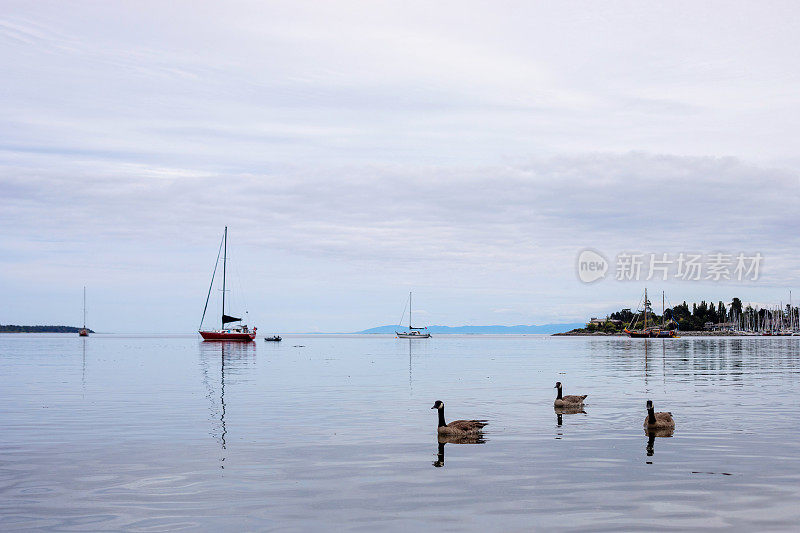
[
  {"xmin": 0, "ymin": 324, "xmax": 95, "ymax": 333},
  {"xmin": 577, "ymin": 297, "xmax": 798, "ymax": 333}
]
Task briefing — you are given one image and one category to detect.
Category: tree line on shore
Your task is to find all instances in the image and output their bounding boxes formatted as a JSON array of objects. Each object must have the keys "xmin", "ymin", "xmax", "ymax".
[
  {"xmin": 585, "ymin": 297, "xmax": 799, "ymax": 333},
  {"xmin": 0, "ymin": 324, "xmax": 94, "ymax": 333}
]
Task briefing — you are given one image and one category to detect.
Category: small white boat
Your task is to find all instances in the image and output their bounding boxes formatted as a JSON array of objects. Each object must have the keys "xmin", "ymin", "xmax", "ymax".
[
  {"xmin": 397, "ymin": 330, "xmax": 431, "ymax": 339},
  {"xmin": 396, "ymin": 292, "xmax": 431, "ymax": 339}
]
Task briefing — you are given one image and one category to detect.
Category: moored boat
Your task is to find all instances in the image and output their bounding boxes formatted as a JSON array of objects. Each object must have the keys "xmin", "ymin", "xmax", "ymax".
[
  {"xmin": 198, "ymin": 227, "xmax": 256, "ymax": 342},
  {"xmin": 396, "ymin": 292, "xmax": 431, "ymax": 339},
  {"xmin": 624, "ymin": 289, "xmax": 678, "ymax": 338},
  {"xmin": 78, "ymin": 286, "xmax": 89, "ymax": 337}
]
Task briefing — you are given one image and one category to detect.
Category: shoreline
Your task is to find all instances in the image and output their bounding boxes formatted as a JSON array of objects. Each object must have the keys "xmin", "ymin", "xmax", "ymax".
[{"xmin": 552, "ymin": 330, "xmax": 789, "ymax": 337}]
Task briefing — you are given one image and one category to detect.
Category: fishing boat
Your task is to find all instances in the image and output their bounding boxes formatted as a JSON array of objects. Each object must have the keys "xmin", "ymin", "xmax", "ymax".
[
  {"xmin": 624, "ymin": 289, "xmax": 678, "ymax": 338},
  {"xmin": 396, "ymin": 292, "xmax": 431, "ymax": 339},
  {"xmin": 78, "ymin": 286, "xmax": 89, "ymax": 337},
  {"xmin": 199, "ymin": 227, "xmax": 256, "ymax": 342},
  {"xmin": 264, "ymin": 335, "xmax": 282, "ymax": 342}
]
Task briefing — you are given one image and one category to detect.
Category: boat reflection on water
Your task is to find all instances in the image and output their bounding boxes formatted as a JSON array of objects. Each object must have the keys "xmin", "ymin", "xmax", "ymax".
[
  {"xmin": 199, "ymin": 341, "xmax": 256, "ymax": 469},
  {"xmin": 645, "ymin": 428, "xmax": 674, "ymax": 457},
  {"xmin": 433, "ymin": 435, "xmax": 486, "ymax": 468}
]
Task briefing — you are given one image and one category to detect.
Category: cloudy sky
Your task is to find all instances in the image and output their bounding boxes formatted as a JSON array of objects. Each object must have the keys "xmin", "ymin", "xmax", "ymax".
[{"xmin": 1, "ymin": 1, "xmax": 799, "ymax": 332}]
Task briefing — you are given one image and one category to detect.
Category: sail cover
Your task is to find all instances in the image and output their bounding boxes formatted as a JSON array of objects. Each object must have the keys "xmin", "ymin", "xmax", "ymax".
[{"xmin": 222, "ymin": 314, "xmax": 242, "ymax": 324}]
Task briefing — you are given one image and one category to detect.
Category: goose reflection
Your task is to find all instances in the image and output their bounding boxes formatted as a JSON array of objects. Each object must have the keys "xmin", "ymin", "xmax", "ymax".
[
  {"xmin": 433, "ymin": 435, "xmax": 486, "ymax": 468},
  {"xmin": 554, "ymin": 405, "xmax": 586, "ymax": 428},
  {"xmin": 645, "ymin": 428, "xmax": 674, "ymax": 457}
]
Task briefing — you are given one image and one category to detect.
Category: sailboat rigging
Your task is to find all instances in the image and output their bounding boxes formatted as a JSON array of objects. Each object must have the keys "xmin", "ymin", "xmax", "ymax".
[
  {"xmin": 199, "ymin": 227, "xmax": 256, "ymax": 341},
  {"xmin": 624, "ymin": 288, "xmax": 678, "ymax": 338},
  {"xmin": 396, "ymin": 292, "xmax": 431, "ymax": 339},
  {"xmin": 78, "ymin": 286, "xmax": 89, "ymax": 337}
]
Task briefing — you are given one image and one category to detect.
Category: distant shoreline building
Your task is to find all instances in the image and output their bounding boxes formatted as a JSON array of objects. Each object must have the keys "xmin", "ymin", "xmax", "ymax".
[{"xmin": 587, "ymin": 317, "xmax": 623, "ymax": 327}]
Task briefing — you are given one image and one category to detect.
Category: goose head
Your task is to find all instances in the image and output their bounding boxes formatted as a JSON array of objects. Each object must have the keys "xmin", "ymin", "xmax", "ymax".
[{"xmin": 431, "ymin": 400, "xmax": 444, "ymax": 410}]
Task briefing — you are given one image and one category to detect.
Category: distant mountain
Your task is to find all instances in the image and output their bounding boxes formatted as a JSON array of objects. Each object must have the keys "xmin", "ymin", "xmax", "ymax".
[
  {"xmin": 0, "ymin": 324, "xmax": 95, "ymax": 333},
  {"xmin": 355, "ymin": 323, "xmax": 584, "ymax": 334}
]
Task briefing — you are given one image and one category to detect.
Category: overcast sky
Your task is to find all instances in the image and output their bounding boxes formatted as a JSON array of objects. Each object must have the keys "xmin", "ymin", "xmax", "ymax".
[{"xmin": 1, "ymin": 1, "xmax": 799, "ymax": 332}]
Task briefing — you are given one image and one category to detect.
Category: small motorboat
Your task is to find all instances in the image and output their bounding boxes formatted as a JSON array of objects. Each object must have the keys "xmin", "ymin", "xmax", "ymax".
[{"xmin": 264, "ymin": 335, "xmax": 282, "ymax": 342}]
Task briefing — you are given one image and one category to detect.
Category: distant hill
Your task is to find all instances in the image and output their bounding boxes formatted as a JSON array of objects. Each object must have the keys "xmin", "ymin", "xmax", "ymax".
[
  {"xmin": 0, "ymin": 324, "xmax": 95, "ymax": 333},
  {"xmin": 355, "ymin": 323, "xmax": 584, "ymax": 334}
]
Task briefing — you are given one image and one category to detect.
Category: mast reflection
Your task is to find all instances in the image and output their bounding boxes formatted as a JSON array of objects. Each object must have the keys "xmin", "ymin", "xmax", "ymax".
[{"xmin": 199, "ymin": 341, "xmax": 256, "ymax": 469}]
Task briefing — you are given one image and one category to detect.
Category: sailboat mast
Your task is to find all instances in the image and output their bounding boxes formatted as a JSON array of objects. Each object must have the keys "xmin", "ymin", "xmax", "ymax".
[
  {"xmin": 83, "ymin": 286, "xmax": 86, "ymax": 328},
  {"xmin": 222, "ymin": 226, "xmax": 227, "ymax": 330},
  {"xmin": 662, "ymin": 291, "xmax": 665, "ymax": 328},
  {"xmin": 644, "ymin": 288, "xmax": 648, "ymax": 330},
  {"xmin": 409, "ymin": 292, "xmax": 412, "ymax": 329}
]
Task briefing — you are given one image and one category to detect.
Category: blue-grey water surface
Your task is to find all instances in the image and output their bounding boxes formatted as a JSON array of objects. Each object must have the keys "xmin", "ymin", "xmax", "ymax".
[{"xmin": 2, "ymin": 334, "xmax": 800, "ymax": 531}]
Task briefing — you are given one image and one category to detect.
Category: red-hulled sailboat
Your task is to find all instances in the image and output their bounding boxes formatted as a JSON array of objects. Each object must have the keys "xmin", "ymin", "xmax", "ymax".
[{"xmin": 199, "ymin": 227, "xmax": 256, "ymax": 342}]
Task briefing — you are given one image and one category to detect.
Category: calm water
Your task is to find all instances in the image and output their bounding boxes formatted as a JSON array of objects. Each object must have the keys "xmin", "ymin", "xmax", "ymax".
[{"xmin": 2, "ymin": 334, "xmax": 800, "ymax": 531}]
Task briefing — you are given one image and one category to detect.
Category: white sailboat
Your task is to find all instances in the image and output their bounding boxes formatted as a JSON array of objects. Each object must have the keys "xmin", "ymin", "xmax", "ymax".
[{"xmin": 396, "ymin": 292, "xmax": 431, "ymax": 339}]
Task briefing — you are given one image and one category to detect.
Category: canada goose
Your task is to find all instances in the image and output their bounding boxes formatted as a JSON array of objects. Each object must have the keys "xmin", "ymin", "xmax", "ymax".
[
  {"xmin": 431, "ymin": 400, "xmax": 488, "ymax": 436},
  {"xmin": 554, "ymin": 382, "xmax": 587, "ymax": 407},
  {"xmin": 643, "ymin": 400, "xmax": 675, "ymax": 430}
]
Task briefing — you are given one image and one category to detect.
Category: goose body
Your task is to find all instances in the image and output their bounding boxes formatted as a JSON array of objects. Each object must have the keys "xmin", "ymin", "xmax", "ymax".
[
  {"xmin": 643, "ymin": 400, "xmax": 675, "ymax": 430},
  {"xmin": 554, "ymin": 381, "xmax": 587, "ymax": 407},
  {"xmin": 431, "ymin": 400, "xmax": 488, "ymax": 436}
]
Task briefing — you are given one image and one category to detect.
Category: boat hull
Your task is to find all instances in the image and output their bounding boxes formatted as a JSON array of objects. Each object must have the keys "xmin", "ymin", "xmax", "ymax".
[
  {"xmin": 78, "ymin": 329, "xmax": 88, "ymax": 337},
  {"xmin": 654, "ymin": 330, "xmax": 679, "ymax": 338},
  {"xmin": 199, "ymin": 330, "xmax": 256, "ymax": 342},
  {"xmin": 625, "ymin": 328, "xmax": 678, "ymax": 338},
  {"xmin": 396, "ymin": 332, "xmax": 431, "ymax": 339}
]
